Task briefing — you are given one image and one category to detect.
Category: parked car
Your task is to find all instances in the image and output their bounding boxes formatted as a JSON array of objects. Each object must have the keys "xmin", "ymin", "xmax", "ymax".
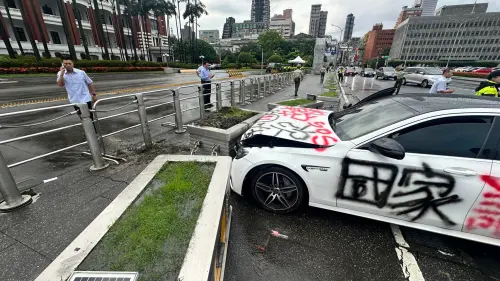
[
  {"xmin": 402, "ymin": 67, "xmax": 450, "ymax": 88},
  {"xmin": 231, "ymin": 93, "xmax": 500, "ymax": 247},
  {"xmin": 344, "ymin": 67, "xmax": 358, "ymax": 76},
  {"xmin": 209, "ymin": 64, "xmax": 221, "ymax": 70},
  {"xmin": 360, "ymin": 68, "xmax": 376, "ymax": 77},
  {"xmin": 473, "ymin": 67, "xmax": 493, "ymax": 74},
  {"xmin": 375, "ymin": 67, "xmax": 396, "ymax": 80}
]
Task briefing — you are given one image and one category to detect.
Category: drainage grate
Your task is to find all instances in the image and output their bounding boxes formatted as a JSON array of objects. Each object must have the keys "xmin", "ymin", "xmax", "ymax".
[{"xmin": 68, "ymin": 271, "xmax": 139, "ymax": 281}]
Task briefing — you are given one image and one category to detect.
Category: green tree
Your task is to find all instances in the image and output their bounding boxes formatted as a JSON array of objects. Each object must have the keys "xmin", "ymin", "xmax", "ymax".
[
  {"xmin": 183, "ymin": 0, "xmax": 208, "ymax": 62},
  {"xmin": 173, "ymin": 38, "xmax": 216, "ymax": 63},
  {"xmin": 380, "ymin": 47, "xmax": 391, "ymax": 56},
  {"xmin": 152, "ymin": 0, "xmax": 177, "ymax": 62},
  {"xmin": 237, "ymin": 52, "xmax": 254, "ymax": 66},
  {"xmin": 268, "ymin": 54, "xmax": 283, "ymax": 63},
  {"xmin": 258, "ymin": 30, "xmax": 284, "ymax": 55}
]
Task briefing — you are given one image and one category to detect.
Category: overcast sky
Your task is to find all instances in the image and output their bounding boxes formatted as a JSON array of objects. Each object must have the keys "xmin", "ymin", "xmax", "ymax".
[{"xmin": 183, "ymin": 0, "xmax": 500, "ymax": 38}]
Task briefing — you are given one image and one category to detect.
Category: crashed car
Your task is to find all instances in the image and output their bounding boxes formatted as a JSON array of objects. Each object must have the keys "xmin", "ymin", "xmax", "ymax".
[{"xmin": 231, "ymin": 94, "xmax": 500, "ymax": 247}]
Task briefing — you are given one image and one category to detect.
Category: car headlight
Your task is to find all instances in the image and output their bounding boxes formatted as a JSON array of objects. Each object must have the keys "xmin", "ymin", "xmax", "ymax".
[{"xmin": 235, "ymin": 146, "xmax": 249, "ymax": 159}]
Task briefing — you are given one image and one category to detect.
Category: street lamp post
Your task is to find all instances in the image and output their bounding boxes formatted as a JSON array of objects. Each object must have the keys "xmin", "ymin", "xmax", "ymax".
[
  {"xmin": 446, "ymin": 16, "xmax": 479, "ymax": 68},
  {"xmin": 199, "ymin": 55, "xmax": 205, "ymax": 65},
  {"xmin": 331, "ymin": 24, "xmax": 344, "ymax": 66}
]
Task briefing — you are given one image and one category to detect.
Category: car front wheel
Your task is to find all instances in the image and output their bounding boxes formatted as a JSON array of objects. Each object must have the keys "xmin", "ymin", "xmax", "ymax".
[
  {"xmin": 421, "ymin": 80, "xmax": 429, "ymax": 87},
  {"xmin": 251, "ymin": 167, "xmax": 306, "ymax": 214}
]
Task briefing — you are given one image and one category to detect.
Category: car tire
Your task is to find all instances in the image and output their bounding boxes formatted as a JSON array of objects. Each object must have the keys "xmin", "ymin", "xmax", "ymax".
[
  {"xmin": 251, "ymin": 166, "xmax": 307, "ymax": 214},
  {"xmin": 402, "ymin": 78, "xmax": 407, "ymax": 85},
  {"xmin": 421, "ymin": 80, "xmax": 429, "ymax": 88}
]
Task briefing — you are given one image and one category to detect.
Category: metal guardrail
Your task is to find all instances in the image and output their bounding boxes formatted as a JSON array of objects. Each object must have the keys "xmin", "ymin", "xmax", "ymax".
[{"xmin": 0, "ymin": 72, "xmax": 293, "ymax": 211}]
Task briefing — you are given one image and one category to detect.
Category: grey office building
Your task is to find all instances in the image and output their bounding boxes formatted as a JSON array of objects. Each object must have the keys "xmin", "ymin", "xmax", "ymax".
[
  {"xmin": 435, "ymin": 3, "xmax": 488, "ymax": 16},
  {"xmin": 343, "ymin": 14, "xmax": 355, "ymax": 42},
  {"xmin": 222, "ymin": 17, "xmax": 235, "ymax": 39},
  {"xmin": 390, "ymin": 12, "xmax": 500, "ymax": 62},
  {"xmin": 251, "ymin": 0, "xmax": 270, "ymax": 26},
  {"xmin": 309, "ymin": 4, "xmax": 328, "ymax": 38}
]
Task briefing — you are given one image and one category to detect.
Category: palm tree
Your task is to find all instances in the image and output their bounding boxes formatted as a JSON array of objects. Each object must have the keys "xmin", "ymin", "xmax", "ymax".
[
  {"xmin": 176, "ymin": 0, "xmax": 187, "ymax": 62},
  {"xmin": 152, "ymin": 0, "xmax": 176, "ymax": 62},
  {"xmin": 123, "ymin": 0, "xmax": 138, "ymax": 61},
  {"xmin": 113, "ymin": 0, "xmax": 128, "ymax": 60},
  {"xmin": 3, "ymin": 0, "xmax": 23, "ymax": 55},
  {"xmin": 0, "ymin": 16, "xmax": 16, "ymax": 58},
  {"xmin": 29, "ymin": 0, "xmax": 50, "ymax": 58},
  {"xmin": 193, "ymin": 0, "xmax": 207, "ymax": 62},
  {"xmin": 183, "ymin": 0, "xmax": 207, "ymax": 62},
  {"xmin": 17, "ymin": 0, "xmax": 41, "ymax": 60},
  {"xmin": 71, "ymin": 0, "xmax": 90, "ymax": 59},
  {"xmin": 127, "ymin": 0, "xmax": 157, "ymax": 61},
  {"xmin": 56, "ymin": 0, "xmax": 77, "ymax": 60},
  {"xmin": 92, "ymin": 0, "xmax": 110, "ymax": 59}
]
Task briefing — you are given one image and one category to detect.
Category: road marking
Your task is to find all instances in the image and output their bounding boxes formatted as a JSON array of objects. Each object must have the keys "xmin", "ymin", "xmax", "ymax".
[
  {"xmin": 390, "ymin": 224, "xmax": 425, "ymax": 281},
  {"xmin": 43, "ymin": 177, "xmax": 58, "ymax": 183}
]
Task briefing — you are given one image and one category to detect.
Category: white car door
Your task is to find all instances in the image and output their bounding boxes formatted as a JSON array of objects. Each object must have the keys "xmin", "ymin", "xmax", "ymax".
[
  {"xmin": 464, "ymin": 136, "xmax": 500, "ymax": 239},
  {"xmin": 337, "ymin": 115, "xmax": 495, "ymax": 231}
]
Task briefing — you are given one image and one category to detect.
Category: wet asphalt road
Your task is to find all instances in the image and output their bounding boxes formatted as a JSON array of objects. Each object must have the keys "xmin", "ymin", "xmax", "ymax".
[{"xmin": 343, "ymin": 75, "xmax": 477, "ymax": 101}]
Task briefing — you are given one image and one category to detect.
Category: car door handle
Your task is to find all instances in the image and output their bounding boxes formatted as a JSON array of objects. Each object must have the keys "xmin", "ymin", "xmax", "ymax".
[{"xmin": 443, "ymin": 167, "xmax": 477, "ymax": 176}]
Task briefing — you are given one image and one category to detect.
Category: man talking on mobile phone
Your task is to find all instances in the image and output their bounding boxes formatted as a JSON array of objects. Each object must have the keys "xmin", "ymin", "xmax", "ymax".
[{"xmin": 57, "ymin": 58, "xmax": 97, "ymax": 119}]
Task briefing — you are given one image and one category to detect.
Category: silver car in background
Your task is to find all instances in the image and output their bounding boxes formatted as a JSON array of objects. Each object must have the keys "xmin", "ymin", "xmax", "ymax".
[
  {"xmin": 375, "ymin": 67, "xmax": 397, "ymax": 80},
  {"xmin": 402, "ymin": 67, "xmax": 447, "ymax": 88}
]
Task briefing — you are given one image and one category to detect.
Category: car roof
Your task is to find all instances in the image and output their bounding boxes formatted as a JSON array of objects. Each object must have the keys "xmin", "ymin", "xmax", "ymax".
[{"xmin": 388, "ymin": 94, "xmax": 500, "ymax": 113}]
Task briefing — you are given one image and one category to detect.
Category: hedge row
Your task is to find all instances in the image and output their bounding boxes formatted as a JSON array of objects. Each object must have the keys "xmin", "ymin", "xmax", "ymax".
[
  {"xmin": 453, "ymin": 72, "xmax": 488, "ymax": 78},
  {"xmin": 0, "ymin": 56, "xmax": 198, "ymax": 69},
  {"xmin": 0, "ymin": 66, "xmax": 165, "ymax": 74}
]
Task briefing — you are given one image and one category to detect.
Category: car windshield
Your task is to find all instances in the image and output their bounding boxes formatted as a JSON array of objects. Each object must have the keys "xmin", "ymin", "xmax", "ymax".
[
  {"xmin": 365, "ymin": 68, "xmax": 374, "ymax": 71},
  {"xmin": 333, "ymin": 98, "xmax": 418, "ymax": 140},
  {"xmin": 424, "ymin": 68, "xmax": 442, "ymax": 75},
  {"xmin": 383, "ymin": 67, "xmax": 395, "ymax": 71}
]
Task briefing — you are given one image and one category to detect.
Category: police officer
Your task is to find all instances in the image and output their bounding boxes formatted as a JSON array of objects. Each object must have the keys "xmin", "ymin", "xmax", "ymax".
[{"xmin": 476, "ymin": 70, "xmax": 500, "ymax": 97}]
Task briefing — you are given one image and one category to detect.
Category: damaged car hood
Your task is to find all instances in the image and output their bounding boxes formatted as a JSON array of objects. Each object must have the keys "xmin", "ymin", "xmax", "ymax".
[{"xmin": 241, "ymin": 106, "xmax": 340, "ymax": 147}]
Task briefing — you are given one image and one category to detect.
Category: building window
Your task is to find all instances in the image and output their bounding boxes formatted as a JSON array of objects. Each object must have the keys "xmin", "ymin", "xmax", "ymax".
[
  {"xmin": 6, "ymin": 0, "xmax": 16, "ymax": 8},
  {"xmin": 42, "ymin": 4, "xmax": 53, "ymax": 15},
  {"xmin": 50, "ymin": 31, "xmax": 61, "ymax": 44},
  {"xmin": 14, "ymin": 27, "xmax": 27, "ymax": 42}
]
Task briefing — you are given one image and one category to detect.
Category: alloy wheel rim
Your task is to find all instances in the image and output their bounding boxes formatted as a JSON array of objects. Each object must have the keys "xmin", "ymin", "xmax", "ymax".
[{"xmin": 254, "ymin": 172, "xmax": 299, "ymax": 211}]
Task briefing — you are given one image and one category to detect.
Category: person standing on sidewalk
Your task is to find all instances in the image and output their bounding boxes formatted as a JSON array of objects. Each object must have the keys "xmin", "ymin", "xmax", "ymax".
[
  {"xmin": 337, "ymin": 66, "xmax": 344, "ymax": 83},
  {"xmin": 320, "ymin": 66, "xmax": 326, "ymax": 84},
  {"xmin": 429, "ymin": 68, "xmax": 454, "ymax": 94},
  {"xmin": 196, "ymin": 62, "xmax": 215, "ymax": 109},
  {"xmin": 293, "ymin": 65, "xmax": 304, "ymax": 96},
  {"xmin": 475, "ymin": 70, "xmax": 500, "ymax": 97},
  {"xmin": 57, "ymin": 59, "xmax": 97, "ymax": 119}
]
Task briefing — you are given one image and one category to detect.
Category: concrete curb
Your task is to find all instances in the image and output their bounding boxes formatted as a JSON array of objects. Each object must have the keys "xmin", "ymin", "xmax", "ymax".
[
  {"xmin": 267, "ymin": 100, "xmax": 324, "ymax": 110},
  {"xmin": 187, "ymin": 110, "xmax": 265, "ymax": 156},
  {"xmin": 35, "ymin": 155, "xmax": 232, "ymax": 281}
]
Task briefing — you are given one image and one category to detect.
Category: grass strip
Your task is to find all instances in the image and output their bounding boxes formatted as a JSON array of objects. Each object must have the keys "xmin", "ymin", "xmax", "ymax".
[
  {"xmin": 78, "ymin": 161, "xmax": 215, "ymax": 281},
  {"xmin": 320, "ymin": 91, "xmax": 337, "ymax": 97},
  {"xmin": 194, "ymin": 107, "xmax": 257, "ymax": 129},
  {"xmin": 278, "ymin": 98, "xmax": 313, "ymax": 106}
]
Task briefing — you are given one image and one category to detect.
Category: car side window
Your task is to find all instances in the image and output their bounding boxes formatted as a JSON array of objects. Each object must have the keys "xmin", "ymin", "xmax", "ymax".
[
  {"xmin": 406, "ymin": 68, "xmax": 414, "ymax": 73},
  {"xmin": 389, "ymin": 116, "xmax": 493, "ymax": 159}
]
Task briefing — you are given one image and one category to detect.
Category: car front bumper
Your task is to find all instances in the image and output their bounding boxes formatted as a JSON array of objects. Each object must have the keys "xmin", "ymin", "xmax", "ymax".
[{"xmin": 230, "ymin": 157, "xmax": 254, "ymax": 195}]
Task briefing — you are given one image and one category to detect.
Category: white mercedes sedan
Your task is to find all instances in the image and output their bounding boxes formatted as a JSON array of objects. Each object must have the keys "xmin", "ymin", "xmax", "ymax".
[{"xmin": 230, "ymin": 94, "xmax": 500, "ymax": 247}]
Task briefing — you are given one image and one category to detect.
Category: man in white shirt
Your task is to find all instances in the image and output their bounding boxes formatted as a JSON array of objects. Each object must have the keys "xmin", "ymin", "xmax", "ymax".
[
  {"xmin": 57, "ymin": 59, "xmax": 97, "ymax": 118},
  {"xmin": 429, "ymin": 68, "xmax": 454, "ymax": 94},
  {"xmin": 320, "ymin": 66, "xmax": 326, "ymax": 83},
  {"xmin": 196, "ymin": 62, "xmax": 215, "ymax": 109}
]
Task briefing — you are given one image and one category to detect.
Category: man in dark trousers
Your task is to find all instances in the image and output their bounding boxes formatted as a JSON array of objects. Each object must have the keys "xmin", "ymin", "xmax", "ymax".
[{"xmin": 196, "ymin": 62, "xmax": 215, "ymax": 109}]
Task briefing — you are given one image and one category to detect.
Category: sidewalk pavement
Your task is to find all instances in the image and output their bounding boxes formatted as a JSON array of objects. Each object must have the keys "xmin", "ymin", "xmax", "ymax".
[
  {"xmin": 242, "ymin": 74, "xmax": 324, "ymax": 112},
  {"xmin": 0, "ymin": 74, "xmax": 312, "ymax": 281}
]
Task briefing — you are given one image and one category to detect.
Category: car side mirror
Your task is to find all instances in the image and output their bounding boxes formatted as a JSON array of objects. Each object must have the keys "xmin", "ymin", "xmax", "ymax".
[{"xmin": 369, "ymin": 138, "xmax": 405, "ymax": 160}]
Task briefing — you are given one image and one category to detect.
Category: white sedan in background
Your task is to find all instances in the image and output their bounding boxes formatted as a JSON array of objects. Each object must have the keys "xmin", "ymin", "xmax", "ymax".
[{"xmin": 231, "ymin": 94, "xmax": 500, "ymax": 247}]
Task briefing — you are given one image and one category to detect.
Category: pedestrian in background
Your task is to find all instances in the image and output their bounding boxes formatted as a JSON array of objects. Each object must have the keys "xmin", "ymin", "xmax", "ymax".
[
  {"xmin": 196, "ymin": 62, "xmax": 215, "ymax": 109},
  {"xmin": 293, "ymin": 65, "xmax": 304, "ymax": 97},
  {"xmin": 394, "ymin": 66, "xmax": 405, "ymax": 94},
  {"xmin": 56, "ymin": 58, "xmax": 97, "ymax": 119},
  {"xmin": 429, "ymin": 68, "xmax": 454, "ymax": 94},
  {"xmin": 475, "ymin": 70, "xmax": 500, "ymax": 97},
  {"xmin": 337, "ymin": 66, "xmax": 344, "ymax": 83},
  {"xmin": 320, "ymin": 66, "xmax": 326, "ymax": 84}
]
